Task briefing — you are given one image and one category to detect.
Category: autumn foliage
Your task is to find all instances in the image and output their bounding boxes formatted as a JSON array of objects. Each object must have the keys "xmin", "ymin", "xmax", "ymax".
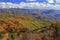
[{"xmin": 0, "ymin": 14, "xmax": 60, "ymax": 40}]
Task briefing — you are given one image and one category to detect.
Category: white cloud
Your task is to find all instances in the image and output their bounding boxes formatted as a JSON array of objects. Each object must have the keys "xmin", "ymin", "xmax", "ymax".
[
  {"xmin": 56, "ymin": 0, "xmax": 60, "ymax": 3},
  {"xmin": 19, "ymin": 2, "xmax": 60, "ymax": 10},
  {"xmin": 0, "ymin": 2, "xmax": 60, "ymax": 10},
  {"xmin": 47, "ymin": 0, "xmax": 54, "ymax": 3},
  {"xmin": 0, "ymin": 2, "xmax": 19, "ymax": 8}
]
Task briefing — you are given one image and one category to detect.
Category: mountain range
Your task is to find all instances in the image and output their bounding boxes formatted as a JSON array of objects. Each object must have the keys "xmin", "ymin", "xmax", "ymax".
[{"xmin": 0, "ymin": 8, "xmax": 60, "ymax": 21}]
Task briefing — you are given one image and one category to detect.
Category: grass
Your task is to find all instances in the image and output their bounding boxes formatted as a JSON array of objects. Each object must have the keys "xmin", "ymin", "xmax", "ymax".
[{"xmin": 0, "ymin": 14, "xmax": 53, "ymax": 40}]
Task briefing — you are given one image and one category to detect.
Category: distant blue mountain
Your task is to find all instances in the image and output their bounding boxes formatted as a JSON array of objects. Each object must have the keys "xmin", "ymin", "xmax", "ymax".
[{"xmin": 0, "ymin": 8, "xmax": 60, "ymax": 21}]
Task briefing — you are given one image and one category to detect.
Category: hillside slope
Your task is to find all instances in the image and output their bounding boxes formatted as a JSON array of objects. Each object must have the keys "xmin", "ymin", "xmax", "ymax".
[{"xmin": 0, "ymin": 9, "xmax": 60, "ymax": 21}]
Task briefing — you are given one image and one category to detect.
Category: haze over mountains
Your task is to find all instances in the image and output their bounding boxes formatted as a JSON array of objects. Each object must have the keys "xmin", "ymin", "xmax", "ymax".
[{"xmin": 0, "ymin": 8, "xmax": 60, "ymax": 21}]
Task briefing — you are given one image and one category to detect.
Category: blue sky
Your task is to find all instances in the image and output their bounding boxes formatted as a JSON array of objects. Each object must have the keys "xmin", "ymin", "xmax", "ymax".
[
  {"xmin": 0, "ymin": 0, "xmax": 60, "ymax": 10},
  {"xmin": 0, "ymin": 0, "xmax": 59, "ymax": 4},
  {"xmin": 0, "ymin": 0, "xmax": 47, "ymax": 4}
]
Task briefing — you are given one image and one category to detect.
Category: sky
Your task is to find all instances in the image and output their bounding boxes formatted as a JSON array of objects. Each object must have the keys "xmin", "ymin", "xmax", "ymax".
[
  {"xmin": 0, "ymin": 0, "xmax": 58, "ymax": 3},
  {"xmin": 0, "ymin": 0, "xmax": 60, "ymax": 10},
  {"xmin": 0, "ymin": 0, "xmax": 47, "ymax": 3}
]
